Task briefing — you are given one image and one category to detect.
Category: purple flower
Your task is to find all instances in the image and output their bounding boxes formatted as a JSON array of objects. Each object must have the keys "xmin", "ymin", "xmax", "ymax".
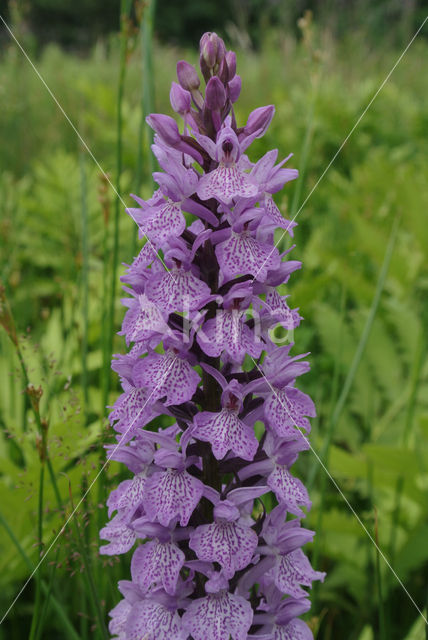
[{"xmin": 102, "ymin": 31, "xmax": 324, "ymax": 639}]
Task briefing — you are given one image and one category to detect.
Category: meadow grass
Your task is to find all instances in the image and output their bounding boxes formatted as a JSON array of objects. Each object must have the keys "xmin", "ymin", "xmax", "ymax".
[{"xmin": 0, "ymin": 17, "xmax": 428, "ymax": 639}]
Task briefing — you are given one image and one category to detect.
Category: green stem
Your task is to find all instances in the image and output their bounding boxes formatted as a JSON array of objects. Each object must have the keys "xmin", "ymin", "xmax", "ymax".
[
  {"xmin": 80, "ymin": 148, "xmax": 89, "ymax": 424},
  {"xmin": 34, "ymin": 548, "xmax": 59, "ymax": 640},
  {"xmin": 70, "ymin": 511, "xmax": 109, "ymax": 639},
  {"xmin": 107, "ymin": 0, "xmax": 132, "ymax": 392},
  {"xmin": 28, "ymin": 463, "xmax": 45, "ymax": 640},
  {"xmin": 374, "ymin": 510, "xmax": 386, "ymax": 640},
  {"xmin": 133, "ymin": 0, "xmax": 156, "ymax": 255}
]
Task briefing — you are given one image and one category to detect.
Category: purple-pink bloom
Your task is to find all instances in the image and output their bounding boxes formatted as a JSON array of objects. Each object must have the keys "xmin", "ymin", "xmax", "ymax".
[{"xmin": 102, "ymin": 31, "xmax": 324, "ymax": 639}]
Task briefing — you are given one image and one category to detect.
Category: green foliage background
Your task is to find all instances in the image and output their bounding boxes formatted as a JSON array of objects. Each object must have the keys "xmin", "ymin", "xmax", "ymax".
[{"xmin": 0, "ymin": 4, "xmax": 427, "ymax": 639}]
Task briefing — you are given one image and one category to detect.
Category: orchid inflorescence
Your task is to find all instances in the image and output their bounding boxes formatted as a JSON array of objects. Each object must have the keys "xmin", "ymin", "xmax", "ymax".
[{"xmin": 100, "ymin": 31, "xmax": 325, "ymax": 640}]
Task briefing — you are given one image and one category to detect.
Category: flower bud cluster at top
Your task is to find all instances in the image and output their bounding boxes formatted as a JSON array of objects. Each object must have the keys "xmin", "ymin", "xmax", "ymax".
[{"xmin": 100, "ymin": 31, "xmax": 325, "ymax": 640}]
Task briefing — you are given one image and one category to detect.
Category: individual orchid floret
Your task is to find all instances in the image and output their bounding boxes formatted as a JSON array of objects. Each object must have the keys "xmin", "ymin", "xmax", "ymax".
[
  {"xmin": 197, "ymin": 283, "xmax": 262, "ymax": 363},
  {"xmin": 196, "ymin": 123, "xmax": 259, "ymax": 203},
  {"xmin": 189, "ymin": 485, "xmax": 268, "ymax": 578},
  {"xmin": 182, "ymin": 569, "xmax": 253, "ymax": 640},
  {"xmin": 170, "ymin": 81, "xmax": 192, "ymax": 116},
  {"xmin": 133, "ymin": 334, "xmax": 201, "ymax": 406},
  {"xmin": 126, "ymin": 189, "xmax": 186, "ymax": 249},
  {"xmin": 102, "ymin": 30, "xmax": 323, "ymax": 638}
]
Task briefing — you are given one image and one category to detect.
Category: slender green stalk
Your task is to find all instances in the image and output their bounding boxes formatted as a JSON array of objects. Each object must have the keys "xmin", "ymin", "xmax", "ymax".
[
  {"xmin": 107, "ymin": 0, "xmax": 133, "ymax": 389},
  {"xmin": 374, "ymin": 508, "xmax": 386, "ymax": 640},
  {"xmin": 80, "ymin": 147, "xmax": 89, "ymax": 422},
  {"xmin": 0, "ymin": 511, "xmax": 80, "ymax": 640},
  {"xmin": 28, "ymin": 464, "xmax": 44, "ymax": 640},
  {"xmin": 307, "ymin": 215, "xmax": 400, "ymax": 490},
  {"xmin": 68, "ymin": 485, "xmax": 109, "ymax": 640},
  {"xmin": 402, "ymin": 327, "xmax": 425, "ymax": 447},
  {"xmin": 34, "ymin": 548, "xmax": 59, "ymax": 640},
  {"xmin": 133, "ymin": 0, "xmax": 156, "ymax": 256}
]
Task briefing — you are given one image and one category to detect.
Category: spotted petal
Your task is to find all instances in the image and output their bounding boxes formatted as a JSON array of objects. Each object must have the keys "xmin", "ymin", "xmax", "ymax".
[
  {"xmin": 125, "ymin": 600, "xmax": 186, "ymax": 640},
  {"xmin": 120, "ymin": 294, "xmax": 170, "ymax": 345},
  {"xmin": 193, "ymin": 409, "xmax": 258, "ymax": 461},
  {"xmin": 271, "ymin": 619, "xmax": 314, "ymax": 640},
  {"xmin": 109, "ymin": 387, "xmax": 160, "ymax": 442},
  {"xmin": 143, "ymin": 468, "xmax": 204, "ymax": 526},
  {"xmin": 270, "ymin": 548, "xmax": 325, "ymax": 598},
  {"xmin": 108, "ymin": 599, "xmax": 131, "ymax": 639},
  {"xmin": 133, "ymin": 350, "xmax": 200, "ymax": 406},
  {"xmin": 146, "ymin": 268, "xmax": 211, "ymax": 313},
  {"xmin": 265, "ymin": 387, "xmax": 315, "ymax": 439},
  {"xmin": 100, "ymin": 514, "xmax": 137, "ymax": 555},
  {"xmin": 189, "ymin": 521, "xmax": 258, "ymax": 578},
  {"xmin": 263, "ymin": 194, "xmax": 297, "ymax": 234},
  {"xmin": 197, "ymin": 310, "xmax": 262, "ymax": 363},
  {"xmin": 131, "ymin": 539, "xmax": 185, "ymax": 595},
  {"xmin": 216, "ymin": 231, "xmax": 280, "ymax": 282},
  {"xmin": 265, "ymin": 290, "xmax": 301, "ymax": 330},
  {"xmin": 197, "ymin": 164, "xmax": 258, "ymax": 203},
  {"xmin": 127, "ymin": 198, "xmax": 186, "ymax": 247},
  {"xmin": 182, "ymin": 591, "xmax": 253, "ymax": 640},
  {"xmin": 107, "ymin": 474, "xmax": 147, "ymax": 520},
  {"xmin": 268, "ymin": 465, "xmax": 311, "ymax": 517}
]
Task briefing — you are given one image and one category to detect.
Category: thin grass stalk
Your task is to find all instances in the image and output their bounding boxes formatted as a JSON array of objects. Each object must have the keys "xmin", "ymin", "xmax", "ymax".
[
  {"xmin": 133, "ymin": 0, "xmax": 156, "ymax": 256},
  {"xmin": 69, "ymin": 486, "xmax": 109, "ymax": 640},
  {"xmin": 307, "ymin": 215, "xmax": 400, "ymax": 490},
  {"xmin": 374, "ymin": 508, "xmax": 386, "ymax": 640},
  {"xmin": 28, "ymin": 462, "xmax": 45, "ymax": 640},
  {"xmin": 33, "ymin": 549, "xmax": 59, "ymax": 640},
  {"xmin": 107, "ymin": 0, "xmax": 133, "ymax": 391},
  {"xmin": 0, "ymin": 511, "xmax": 80, "ymax": 640},
  {"xmin": 80, "ymin": 147, "xmax": 89, "ymax": 423}
]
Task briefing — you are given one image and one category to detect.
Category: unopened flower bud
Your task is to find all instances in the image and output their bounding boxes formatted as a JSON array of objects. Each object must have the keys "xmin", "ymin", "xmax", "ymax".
[
  {"xmin": 228, "ymin": 75, "xmax": 241, "ymax": 103},
  {"xmin": 170, "ymin": 81, "xmax": 191, "ymax": 115},
  {"xmin": 200, "ymin": 32, "xmax": 226, "ymax": 70},
  {"xmin": 205, "ymin": 76, "xmax": 226, "ymax": 111},
  {"xmin": 177, "ymin": 60, "xmax": 200, "ymax": 91},
  {"xmin": 146, "ymin": 113, "xmax": 181, "ymax": 146},
  {"xmin": 243, "ymin": 104, "xmax": 275, "ymax": 137},
  {"xmin": 218, "ymin": 51, "xmax": 236, "ymax": 82}
]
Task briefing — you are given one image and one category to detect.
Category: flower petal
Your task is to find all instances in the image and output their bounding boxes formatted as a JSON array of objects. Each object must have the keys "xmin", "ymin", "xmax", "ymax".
[
  {"xmin": 128, "ymin": 199, "xmax": 186, "ymax": 247},
  {"xmin": 216, "ymin": 231, "xmax": 280, "ymax": 282},
  {"xmin": 146, "ymin": 268, "xmax": 211, "ymax": 313},
  {"xmin": 126, "ymin": 600, "xmax": 186, "ymax": 640},
  {"xmin": 198, "ymin": 310, "xmax": 262, "ymax": 363},
  {"xmin": 182, "ymin": 591, "xmax": 253, "ymax": 640},
  {"xmin": 265, "ymin": 387, "xmax": 314, "ymax": 439},
  {"xmin": 131, "ymin": 540, "xmax": 185, "ymax": 595},
  {"xmin": 197, "ymin": 165, "xmax": 258, "ymax": 203},
  {"xmin": 268, "ymin": 465, "xmax": 311, "ymax": 517},
  {"xmin": 193, "ymin": 409, "xmax": 258, "ymax": 461},
  {"xmin": 271, "ymin": 618, "xmax": 314, "ymax": 640},
  {"xmin": 133, "ymin": 351, "xmax": 200, "ymax": 406},
  {"xmin": 189, "ymin": 521, "xmax": 258, "ymax": 578},
  {"xmin": 143, "ymin": 468, "xmax": 204, "ymax": 526},
  {"xmin": 108, "ymin": 598, "xmax": 131, "ymax": 639},
  {"xmin": 270, "ymin": 548, "xmax": 325, "ymax": 598},
  {"xmin": 100, "ymin": 515, "xmax": 137, "ymax": 555},
  {"xmin": 120, "ymin": 294, "xmax": 170, "ymax": 345}
]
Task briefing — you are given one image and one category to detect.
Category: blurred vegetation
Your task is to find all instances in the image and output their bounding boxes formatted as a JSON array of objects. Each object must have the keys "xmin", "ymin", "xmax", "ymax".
[{"xmin": 1, "ymin": 3, "xmax": 428, "ymax": 640}]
